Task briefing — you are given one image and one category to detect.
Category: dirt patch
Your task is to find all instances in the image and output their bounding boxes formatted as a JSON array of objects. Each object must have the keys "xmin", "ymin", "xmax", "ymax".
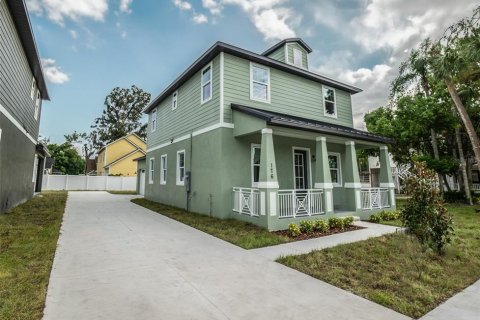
[{"xmin": 274, "ymin": 225, "xmax": 365, "ymax": 241}]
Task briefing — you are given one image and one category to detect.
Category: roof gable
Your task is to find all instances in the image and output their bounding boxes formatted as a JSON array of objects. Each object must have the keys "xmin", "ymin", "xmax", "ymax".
[{"xmin": 261, "ymin": 38, "xmax": 313, "ymax": 56}]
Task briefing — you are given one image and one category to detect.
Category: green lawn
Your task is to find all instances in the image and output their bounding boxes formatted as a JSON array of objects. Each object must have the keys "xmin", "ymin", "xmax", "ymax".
[
  {"xmin": 0, "ymin": 192, "xmax": 68, "ymax": 320},
  {"xmin": 107, "ymin": 190, "xmax": 138, "ymax": 195},
  {"xmin": 131, "ymin": 198, "xmax": 291, "ymax": 249},
  {"xmin": 278, "ymin": 203, "xmax": 480, "ymax": 318}
]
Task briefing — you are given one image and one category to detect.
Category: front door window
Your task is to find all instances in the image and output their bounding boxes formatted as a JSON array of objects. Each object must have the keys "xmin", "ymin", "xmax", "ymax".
[{"xmin": 294, "ymin": 150, "xmax": 308, "ymax": 189}]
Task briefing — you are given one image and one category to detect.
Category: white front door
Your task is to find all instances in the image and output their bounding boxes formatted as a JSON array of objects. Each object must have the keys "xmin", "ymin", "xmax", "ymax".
[{"xmin": 139, "ymin": 170, "xmax": 146, "ymax": 195}]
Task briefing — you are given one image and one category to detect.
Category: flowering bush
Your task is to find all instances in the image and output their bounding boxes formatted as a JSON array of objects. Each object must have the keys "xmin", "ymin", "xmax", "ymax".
[{"xmin": 288, "ymin": 223, "xmax": 301, "ymax": 237}]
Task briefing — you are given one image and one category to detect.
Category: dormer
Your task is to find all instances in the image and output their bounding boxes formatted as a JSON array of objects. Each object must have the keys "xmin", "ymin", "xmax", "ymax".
[{"xmin": 261, "ymin": 38, "xmax": 312, "ymax": 70}]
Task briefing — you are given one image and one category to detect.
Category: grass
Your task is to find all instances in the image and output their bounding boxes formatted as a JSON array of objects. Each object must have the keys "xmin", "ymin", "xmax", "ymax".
[
  {"xmin": 131, "ymin": 198, "xmax": 291, "ymax": 249},
  {"xmin": 0, "ymin": 192, "xmax": 68, "ymax": 320},
  {"xmin": 278, "ymin": 203, "xmax": 480, "ymax": 318},
  {"xmin": 107, "ymin": 190, "xmax": 138, "ymax": 195}
]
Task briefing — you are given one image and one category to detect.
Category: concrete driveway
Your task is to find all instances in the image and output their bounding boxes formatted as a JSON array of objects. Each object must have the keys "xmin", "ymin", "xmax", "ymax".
[{"xmin": 43, "ymin": 192, "xmax": 409, "ymax": 320}]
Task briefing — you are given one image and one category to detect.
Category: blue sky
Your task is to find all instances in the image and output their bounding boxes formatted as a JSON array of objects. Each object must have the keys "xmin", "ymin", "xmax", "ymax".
[{"xmin": 27, "ymin": 0, "xmax": 478, "ymax": 143}]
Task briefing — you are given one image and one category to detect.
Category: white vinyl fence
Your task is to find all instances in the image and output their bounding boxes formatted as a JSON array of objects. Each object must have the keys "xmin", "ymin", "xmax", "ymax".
[{"xmin": 42, "ymin": 175, "xmax": 137, "ymax": 191}]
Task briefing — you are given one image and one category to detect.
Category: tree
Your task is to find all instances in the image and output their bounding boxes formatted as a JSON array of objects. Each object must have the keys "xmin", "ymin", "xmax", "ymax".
[
  {"xmin": 92, "ymin": 85, "xmax": 151, "ymax": 146},
  {"xmin": 65, "ymin": 131, "xmax": 99, "ymax": 175},
  {"xmin": 47, "ymin": 143, "xmax": 85, "ymax": 175}
]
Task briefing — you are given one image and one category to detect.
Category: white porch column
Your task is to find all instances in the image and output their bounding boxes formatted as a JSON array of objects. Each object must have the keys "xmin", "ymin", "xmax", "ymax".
[
  {"xmin": 344, "ymin": 141, "xmax": 362, "ymax": 211},
  {"xmin": 379, "ymin": 146, "xmax": 396, "ymax": 208},
  {"xmin": 314, "ymin": 137, "xmax": 334, "ymax": 214}
]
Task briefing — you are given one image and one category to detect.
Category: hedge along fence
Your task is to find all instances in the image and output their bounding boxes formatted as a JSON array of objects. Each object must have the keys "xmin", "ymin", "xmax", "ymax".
[{"xmin": 42, "ymin": 175, "xmax": 137, "ymax": 191}]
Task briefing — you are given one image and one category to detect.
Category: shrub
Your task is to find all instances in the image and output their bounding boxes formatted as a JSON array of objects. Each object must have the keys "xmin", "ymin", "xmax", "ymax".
[
  {"xmin": 288, "ymin": 223, "xmax": 301, "ymax": 237},
  {"xmin": 379, "ymin": 210, "xmax": 400, "ymax": 221},
  {"xmin": 328, "ymin": 217, "xmax": 344, "ymax": 229},
  {"xmin": 313, "ymin": 220, "xmax": 329, "ymax": 233},
  {"xmin": 401, "ymin": 162, "xmax": 454, "ymax": 254},
  {"xmin": 343, "ymin": 216, "xmax": 354, "ymax": 227},
  {"xmin": 299, "ymin": 220, "xmax": 314, "ymax": 233},
  {"xmin": 443, "ymin": 191, "xmax": 467, "ymax": 203},
  {"xmin": 369, "ymin": 214, "xmax": 381, "ymax": 223}
]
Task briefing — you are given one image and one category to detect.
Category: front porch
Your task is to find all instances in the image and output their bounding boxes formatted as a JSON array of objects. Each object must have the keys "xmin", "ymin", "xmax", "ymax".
[{"xmin": 230, "ymin": 104, "xmax": 396, "ymax": 231}]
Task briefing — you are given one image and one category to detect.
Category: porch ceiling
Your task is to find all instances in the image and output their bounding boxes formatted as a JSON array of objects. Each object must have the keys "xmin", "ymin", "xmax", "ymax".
[{"xmin": 231, "ymin": 104, "xmax": 394, "ymax": 145}]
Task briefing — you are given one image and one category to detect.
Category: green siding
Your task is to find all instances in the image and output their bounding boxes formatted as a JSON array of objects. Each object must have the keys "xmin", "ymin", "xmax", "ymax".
[
  {"xmin": 266, "ymin": 45, "xmax": 285, "ymax": 63},
  {"xmin": 146, "ymin": 55, "xmax": 221, "ymax": 148},
  {"xmin": 223, "ymin": 53, "xmax": 353, "ymax": 127},
  {"xmin": 286, "ymin": 42, "xmax": 308, "ymax": 69}
]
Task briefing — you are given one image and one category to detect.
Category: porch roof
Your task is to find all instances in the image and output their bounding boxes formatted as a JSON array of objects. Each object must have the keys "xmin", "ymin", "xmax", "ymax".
[{"xmin": 231, "ymin": 104, "xmax": 394, "ymax": 144}]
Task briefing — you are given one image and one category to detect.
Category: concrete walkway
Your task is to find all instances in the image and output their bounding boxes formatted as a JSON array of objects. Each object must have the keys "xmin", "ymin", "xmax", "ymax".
[
  {"xmin": 43, "ymin": 192, "xmax": 409, "ymax": 320},
  {"xmin": 251, "ymin": 221, "xmax": 401, "ymax": 260},
  {"xmin": 419, "ymin": 279, "xmax": 480, "ymax": 320}
]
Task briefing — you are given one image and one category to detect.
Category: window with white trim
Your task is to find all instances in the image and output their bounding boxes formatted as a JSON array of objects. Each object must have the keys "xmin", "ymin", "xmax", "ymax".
[
  {"xmin": 151, "ymin": 109, "xmax": 157, "ymax": 132},
  {"xmin": 172, "ymin": 91, "xmax": 178, "ymax": 110},
  {"xmin": 149, "ymin": 157, "xmax": 155, "ymax": 184},
  {"xmin": 293, "ymin": 48, "xmax": 302, "ymax": 67},
  {"xmin": 323, "ymin": 86, "xmax": 337, "ymax": 117},
  {"xmin": 328, "ymin": 153, "xmax": 342, "ymax": 186},
  {"xmin": 32, "ymin": 154, "xmax": 38, "ymax": 183},
  {"xmin": 30, "ymin": 77, "xmax": 36, "ymax": 100},
  {"xmin": 34, "ymin": 91, "xmax": 41, "ymax": 120},
  {"xmin": 250, "ymin": 63, "xmax": 270, "ymax": 102},
  {"xmin": 176, "ymin": 150, "xmax": 185, "ymax": 185},
  {"xmin": 201, "ymin": 64, "xmax": 212, "ymax": 103},
  {"xmin": 251, "ymin": 145, "xmax": 261, "ymax": 187},
  {"xmin": 160, "ymin": 154, "xmax": 167, "ymax": 184}
]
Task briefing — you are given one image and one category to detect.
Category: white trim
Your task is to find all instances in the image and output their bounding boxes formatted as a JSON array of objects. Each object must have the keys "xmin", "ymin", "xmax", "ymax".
[
  {"xmin": 30, "ymin": 77, "xmax": 36, "ymax": 100},
  {"xmin": 176, "ymin": 149, "xmax": 186, "ymax": 186},
  {"xmin": 323, "ymin": 85, "xmax": 337, "ymax": 119},
  {"xmin": 314, "ymin": 182, "xmax": 333, "ymax": 189},
  {"xmin": 390, "ymin": 190, "xmax": 396, "ymax": 206},
  {"xmin": 380, "ymin": 182, "xmax": 395, "ymax": 188},
  {"xmin": 34, "ymin": 90, "xmax": 41, "ymax": 120},
  {"xmin": 344, "ymin": 182, "xmax": 362, "ymax": 188},
  {"xmin": 201, "ymin": 62, "xmax": 213, "ymax": 104},
  {"xmin": 250, "ymin": 62, "xmax": 271, "ymax": 103},
  {"xmin": 148, "ymin": 157, "xmax": 155, "ymax": 184},
  {"xmin": 380, "ymin": 146, "xmax": 388, "ymax": 150},
  {"xmin": 32, "ymin": 154, "xmax": 38, "ymax": 183},
  {"xmin": 345, "ymin": 141, "xmax": 355, "ymax": 146},
  {"xmin": 269, "ymin": 191, "xmax": 277, "ymax": 216},
  {"xmin": 328, "ymin": 152, "xmax": 342, "ymax": 187},
  {"xmin": 316, "ymin": 136, "xmax": 326, "ymax": 142},
  {"xmin": 251, "ymin": 143, "xmax": 261, "ymax": 188},
  {"xmin": 260, "ymin": 192, "xmax": 266, "ymax": 215},
  {"xmin": 292, "ymin": 147, "xmax": 313, "ymax": 189},
  {"xmin": 219, "ymin": 52, "xmax": 224, "ymax": 124},
  {"xmin": 171, "ymin": 91, "xmax": 178, "ymax": 110},
  {"xmin": 146, "ymin": 123, "xmax": 234, "ymax": 152},
  {"xmin": 355, "ymin": 190, "xmax": 361, "ymax": 209},
  {"xmin": 257, "ymin": 181, "xmax": 279, "ymax": 188},
  {"xmin": 325, "ymin": 190, "xmax": 333, "ymax": 212},
  {"xmin": 0, "ymin": 104, "xmax": 37, "ymax": 144},
  {"xmin": 160, "ymin": 154, "xmax": 167, "ymax": 185},
  {"xmin": 261, "ymin": 128, "xmax": 272, "ymax": 134},
  {"xmin": 151, "ymin": 108, "xmax": 157, "ymax": 132},
  {"xmin": 284, "ymin": 43, "xmax": 288, "ymax": 63}
]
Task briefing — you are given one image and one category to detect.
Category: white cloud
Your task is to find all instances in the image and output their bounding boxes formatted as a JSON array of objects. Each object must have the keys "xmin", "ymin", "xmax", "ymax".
[
  {"xmin": 192, "ymin": 13, "xmax": 208, "ymax": 24},
  {"xmin": 41, "ymin": 59, "xmax": 70, "ymax": 84},
  {"xmin": 173, "ymin": 0, "xmax": 192, "ymax": 11},
  {"xmin": 69, "ymin": 29, "xmax": 78, "ymax": 39},
  {"xmin": 202, "ymin": 0, "xmax": 222, "ymax": 15},
  {"xmin": 26, "ymin": 0, "xmax": 108, "ymax": 25},
  {"xmin": 119, "ymin": 0, "xmax": 133, "ymax": 13}
]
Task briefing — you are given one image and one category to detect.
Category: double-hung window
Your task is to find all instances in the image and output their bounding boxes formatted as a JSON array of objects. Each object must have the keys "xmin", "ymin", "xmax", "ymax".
[
  {"xmin": 328, "ymin": 153, "xmax": 342, "ymax": 186},
  {"xmin": 250, "ymin": 63, "xmax": 270, "ymax": 102},
  {"xmin": 172, "ymin": 91, "xmax": 178, "ymax": 110},
  {"xmin": 160, "ymin": 155, "xmax": 167, "ymax": 184},
  {"xmin": 201, "ymin": 64, "xmax": 212, "ymax": 103},
  {"xmin": 151, "ymin": 109, "xmax": 157, "ymax": 132},
  {"xmin": 149, "ymin": 158, "xmax": 155, "ymax": 184},
  {"xmin": 34, "ymin": 91, "xmax": 41, "ymax": 120},
  {"xmin": 176, "ymin": 150, "xmax": 185, "ymax": 185},
  {"xmin": 323, "ymin": 86, "xmax": 337, "ymax": 118},
  {"xmin": 30, "ymin": 77, "xmax": 36, "ymax": 100},
  {"xmin": 251, "ymin": 145, "xmax": 261, "ymax": 187},
  {"xmin": 293, "ymin": 48, "xmax": 302, "ymax": 67}
]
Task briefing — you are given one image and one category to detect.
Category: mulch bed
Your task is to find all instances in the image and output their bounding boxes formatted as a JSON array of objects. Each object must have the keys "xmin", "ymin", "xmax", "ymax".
[{"xmin": 274, "ymin": 225, "xmax": 365, "ymax": 241}]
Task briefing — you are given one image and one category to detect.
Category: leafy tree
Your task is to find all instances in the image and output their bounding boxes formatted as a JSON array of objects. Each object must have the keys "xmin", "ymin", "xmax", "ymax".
[
  {"xmin": 47, "ymin": 143, "xmax": 85, "ymax": 175},
  {"xmin": 92, "ymin": 85, "xmax": 151, "ymax": 146},
  {"xmin": 65, "ymin": 131, "xmax": 99, "ymax": 175}
]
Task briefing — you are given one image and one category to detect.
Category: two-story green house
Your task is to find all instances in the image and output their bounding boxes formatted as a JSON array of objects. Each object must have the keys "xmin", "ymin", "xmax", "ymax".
[{"xmin": 140, "ymin": 38, "xmax": 396, "ymax": 231}]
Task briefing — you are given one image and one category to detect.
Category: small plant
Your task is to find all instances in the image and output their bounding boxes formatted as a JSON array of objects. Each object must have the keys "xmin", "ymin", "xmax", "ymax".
[
  {"xmin": 343, "ymin": 216, "xmax": 354, "ymax": 227},
  {"xmin": 288, "ymin": 223, "xmax": 301, "ymax": 237},
  {"xmin": 379, "ymin": 210, "xmax": 400, "ymax": 221},
  {"xmin": 299, "ymin": 220, "xmax": 314, "ymax": 233},
  {"xmin": 328, "ymin": 217, "xmax": 344, "ymax": 229},
  {"xmin": 313, "ymin": 220, "xmax": 329, "ymax": 233},
  {"xmin": 369, "ymin": 214, "xmax": 381, "ymax": 223}
]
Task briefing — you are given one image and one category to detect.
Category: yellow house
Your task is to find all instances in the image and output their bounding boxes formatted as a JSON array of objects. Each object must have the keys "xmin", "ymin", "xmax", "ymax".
[{"xmin": 96, "ymin": 133, "xmax": 146, "ymax": 176}]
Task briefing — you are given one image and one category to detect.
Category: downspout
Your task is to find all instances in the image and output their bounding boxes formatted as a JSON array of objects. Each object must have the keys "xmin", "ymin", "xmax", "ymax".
[{"xmin": 186, "ymin": 131, "xmax": 193, "ymax": 211}]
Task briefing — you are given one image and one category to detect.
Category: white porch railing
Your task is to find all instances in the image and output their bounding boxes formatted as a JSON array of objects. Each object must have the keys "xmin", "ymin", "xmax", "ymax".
[
  {"xmin": 472, "ymin": 184, "xmax": 480, "ymax": 192},
  {"xmin": 278, "ymin": 189, "xmax": 324, "ymax": 218},
  {"xmin": 233, "ymin": 187, "xmax": 260, "ymax": 217},
  {"xmin": 361, "ymin": 188, "xmax": 390, "ymax": 210}
]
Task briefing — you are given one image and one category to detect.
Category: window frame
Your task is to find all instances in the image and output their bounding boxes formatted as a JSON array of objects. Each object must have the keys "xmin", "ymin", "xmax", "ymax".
[
  {"xmin": 176, "ymin": 150, "xmax": 186, "ymax": 186},
  {"xmin": 250, "ymin": 62, "xmax": 271, "ymax": 103},
  {"xmin": 201, "ymin": 62, "xmax": 213, "ymax": 104},
  {"xmin": 251, "ymin": 144, "xmax": 261, "ymax": 187},
  {"xmin": 151, "ymin": 108, "xmax": 157, "ymax": 132},
  {"xmin": 149, "ymin": 157, "xmax": 155, "ymax": 184},
  {"xmin": 172, "ymin": 91, "xmax": 178, "ymax": 110},
  {"xmin": 323, "ymin": 86, "xmax": 337, "ymax": 118},
  {"xmin": 32, "ymin": 154, "xmax": 38, "ymax": 183},
  {"xmin": 328, "ymin": 152, "xmax": 342, "ymax": 187},
  {"xmin": 30, "ymin": 77, "xmax": 36, "ymax": 100},
  {"xmin": 292, "ymin": 47, "xmax": 303, "ymax": 67},
  {"xmin": 160, "ymin": 154, "xmax": 167, "ymax": 185},
  {"xmin": 34, "ymin": 90, "xmax": 41, "ymax": 120}
]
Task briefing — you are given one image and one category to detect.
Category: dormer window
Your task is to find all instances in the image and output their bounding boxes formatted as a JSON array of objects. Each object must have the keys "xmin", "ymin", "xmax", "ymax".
[
  {"xmin": 172, "ymin": 91, "xmax": 178, "ymax": 110},
  {"xmin": 323, "ymin": 86, "xmax": 337, "ymax": 118},
  {"xmin": 293, "ymin": 48, "xmax": 302, "ymax": 67}
]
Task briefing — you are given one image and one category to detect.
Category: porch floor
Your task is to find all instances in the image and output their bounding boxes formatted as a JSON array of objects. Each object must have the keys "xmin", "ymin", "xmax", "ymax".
[{"xmin": 251, "ymin": 221, "xmax": 402, "ymax": 260}]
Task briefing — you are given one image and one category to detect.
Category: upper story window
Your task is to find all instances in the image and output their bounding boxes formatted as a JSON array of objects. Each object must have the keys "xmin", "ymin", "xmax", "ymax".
[
  {"xmin": 151, "ymin": 109, "xmax": 157, "ymax": 132},
  {"xmin": 149, "ymin": 157, "xmax": 155, "ymax": 184},
  {"xmin": 201, "ymin": 64, "xmax": 212, "ymax": 104},
  {"xmin": 30, "ymin": 78, "xmax": 36, "ymax": 100},
  {"xmin": 160, "ymin": 154, "xmax": 167, "ymax": 184},
  {"xmin": 323, "ymin": 86, "xmax": 337, "ymax": 118},
  {"xmin": 176, "ymin": 150, "xmax": 185, "ymax": 185},
  {"xmin": 251, "ymin": 145, "xmax": 261, "ymax": 187},
  {"xmin": 293, "ymin": 48, "xmax": 302, "ymax": 67},
  {"xmin": 34, "ymin": 91, "xmax": 41, "ymax": 120},
  {"xmin": 328, "ymin": 153, "xmax": 342, "ymax": 187},
  {"xmin": 172, "ymin": 91, "xmax": 178, "ymax": 110},
  {"xmin": 250, "ymin": 63, "xmax": 270, "ymax": 103}
]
